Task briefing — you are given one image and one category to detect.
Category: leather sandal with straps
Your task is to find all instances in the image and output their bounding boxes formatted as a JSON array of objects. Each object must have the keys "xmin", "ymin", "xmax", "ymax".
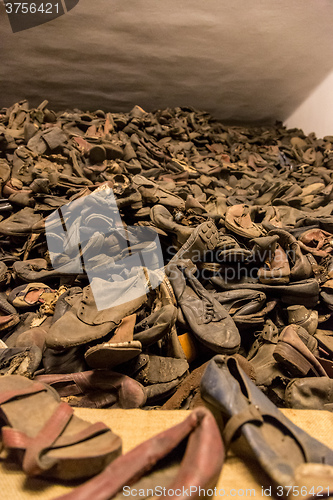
[
  {"xmin": 54, "ymin": 407, "xmax": 224, "ymax": 500},
  {"xmin": 0, "ymin": 375, "xmax": 122, "ymax": 480}
]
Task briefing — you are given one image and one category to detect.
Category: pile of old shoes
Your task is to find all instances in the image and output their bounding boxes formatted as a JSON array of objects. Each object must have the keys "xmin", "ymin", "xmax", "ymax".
[{"xmin": 0, "ymin": 99, "xmax": 332, "ymax": 413}]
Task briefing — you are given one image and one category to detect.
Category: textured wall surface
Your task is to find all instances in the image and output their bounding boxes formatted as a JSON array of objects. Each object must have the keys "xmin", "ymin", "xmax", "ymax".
[{"xmin": 1, "ymin": 0, "xmax": 333, "ymax": 124}]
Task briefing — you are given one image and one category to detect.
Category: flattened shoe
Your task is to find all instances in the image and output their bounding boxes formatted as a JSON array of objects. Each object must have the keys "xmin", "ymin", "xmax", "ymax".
[
  {"xmin": 289, "ymin": 464, "xmax": 333, "ymax": 500},
  {"xmin": 133, "ymin": 304, "xmax": 177, "ymax": 347},
  {"xmin": 13, "ymin": 258, "xmax": 85, "ymax": 282},
  {"xmin": 201, "ymin": 355, "xmax": 333, "ymax": 493},
  {"xmin": 134, "ymin": 354, "xmax": 189, "ymax": 386},
  {"xmin": 273, "ymin": 325, "xmax": 327, "ymax": 378},
  {"xmin": 287, "ymin": 305, "xmax": 319, "ymax": 335},
  {"xmin": 0, "ymin": 207, "xmax": 42, "ymax": 236},
  {"xmin": 161, "ymin": 362, "xmax": 209, "ymax": 410},
  {"xmin": 0, "ymin": 292, "xmax": 20, "ymax": 332},
  {"xmin": 0, "ymin": 261, "xmax": 9, "ymax": 288},
  {"xmin": 132, "ymin": 174, "xmax": 185, "ymax": 209},
  {"xmin": 150, "ymin": 204, "xmax": 192, "ymax": 245},
  {"xmin": 0, "ymin": 345, "xmax": 42, "ymax": 377},
  {"xmin": 8, "ymin": 283, "xmax": 56, "ymax": 309},
  {"xmin": 211, "ymin": 276, "xmax": 320, "ymax": 308}
]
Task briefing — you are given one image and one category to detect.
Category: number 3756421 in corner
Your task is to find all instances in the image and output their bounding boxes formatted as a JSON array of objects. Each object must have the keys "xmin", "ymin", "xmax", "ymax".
[
  {"xmin": 4, "ymin": 2, "xmax": 61, "ymax": 14},
  {"xmin": 262, "ymin": 485, "xmax": 331, "ymax": 497}
]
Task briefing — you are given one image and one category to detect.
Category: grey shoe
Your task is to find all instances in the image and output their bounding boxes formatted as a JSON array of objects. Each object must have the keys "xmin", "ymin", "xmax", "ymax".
[
  {"xmin": 167, "ymin": 261, "xmax": 240, "ymax": 354},
  {"xmin": 285, "ymin": 377, "xmax": 333, "ymax": 411},
  {"xmin": 287, "ymin": 304, "xmax": 319, "ymax": 335}
]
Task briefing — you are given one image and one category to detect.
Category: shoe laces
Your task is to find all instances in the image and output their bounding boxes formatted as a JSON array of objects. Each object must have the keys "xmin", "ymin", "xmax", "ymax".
[{"xmin": 203, "ymin": 300, "xmax": 215, "ymax": 322}]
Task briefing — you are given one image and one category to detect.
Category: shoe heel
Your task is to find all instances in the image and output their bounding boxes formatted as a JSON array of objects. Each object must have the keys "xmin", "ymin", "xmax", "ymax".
[{"xmin": 273, "ymin": 343, "xmax": 312, "ymax": 377}]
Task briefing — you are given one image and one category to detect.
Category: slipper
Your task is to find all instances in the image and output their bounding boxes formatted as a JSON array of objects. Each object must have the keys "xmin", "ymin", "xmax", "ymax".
[
  {"xmin": 201, "ymin": 355, "xmax": 333, "ymax": 493},
  {"xmin": 0, "ymin": 375, "xmax": 122, "ymax": 480},
  {"xmin": 54, "ymin": 407, "xmax": 224, "ymax": 500}
]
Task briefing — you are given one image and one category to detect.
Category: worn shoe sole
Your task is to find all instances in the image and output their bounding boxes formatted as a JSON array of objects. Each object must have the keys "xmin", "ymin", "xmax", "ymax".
[{"xmin": 170, "ymin": 220, "xmax": 219, "ymax": 263}]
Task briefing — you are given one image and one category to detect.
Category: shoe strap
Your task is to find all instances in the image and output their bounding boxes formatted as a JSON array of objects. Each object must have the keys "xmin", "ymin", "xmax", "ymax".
[
  {"xmin": 2, "ymin": 401, "xmax": 74, "ymax": 475},
  {"xmin": 24, "ymin": 401, "xmax": 74, "ymax": 475},
  {"xmin": 222, "ymin": 404, "xmax": 263, "ymax": 449},
  {"xmin": 5, "ymin": 401, "xmax": 108, "ymax": 476},
  {"xmin": 3, "ymin": 420, "xmax": 109, "ymax": 453},
  {"xmin": 0, "ymin": 382, "xmax": 46, "ymax": 405}
]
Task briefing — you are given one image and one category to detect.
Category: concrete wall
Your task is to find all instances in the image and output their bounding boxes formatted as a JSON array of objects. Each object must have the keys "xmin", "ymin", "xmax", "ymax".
[{"xmin": 1, "ymin": 0, "xmax": 333, "ymax": 127}]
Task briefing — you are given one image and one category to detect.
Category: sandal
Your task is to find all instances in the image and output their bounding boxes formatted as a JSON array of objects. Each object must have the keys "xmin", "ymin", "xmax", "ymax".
[
  {"xmin": 0, "ymin": 375, "xmax": 122, "ymax": 480},
  {"xmin": 54, "ymin": 407, "xmax": 223, "ymax": 500}
]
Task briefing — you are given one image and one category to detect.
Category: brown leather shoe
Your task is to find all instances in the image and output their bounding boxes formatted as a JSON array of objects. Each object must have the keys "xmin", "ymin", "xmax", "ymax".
[{"xmin": 273, "ymin": 325, "xmax": 327, "ymax": 377}]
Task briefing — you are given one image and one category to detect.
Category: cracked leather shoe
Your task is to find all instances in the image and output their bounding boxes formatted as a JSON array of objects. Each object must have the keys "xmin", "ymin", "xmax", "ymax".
[
  {"xmin": 167, "ymin": 261, "xmax": 240, "ymax": 354},
  {"xmin": 201, "ymin": 355, "xmax": 333, "ymax": 494}
]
